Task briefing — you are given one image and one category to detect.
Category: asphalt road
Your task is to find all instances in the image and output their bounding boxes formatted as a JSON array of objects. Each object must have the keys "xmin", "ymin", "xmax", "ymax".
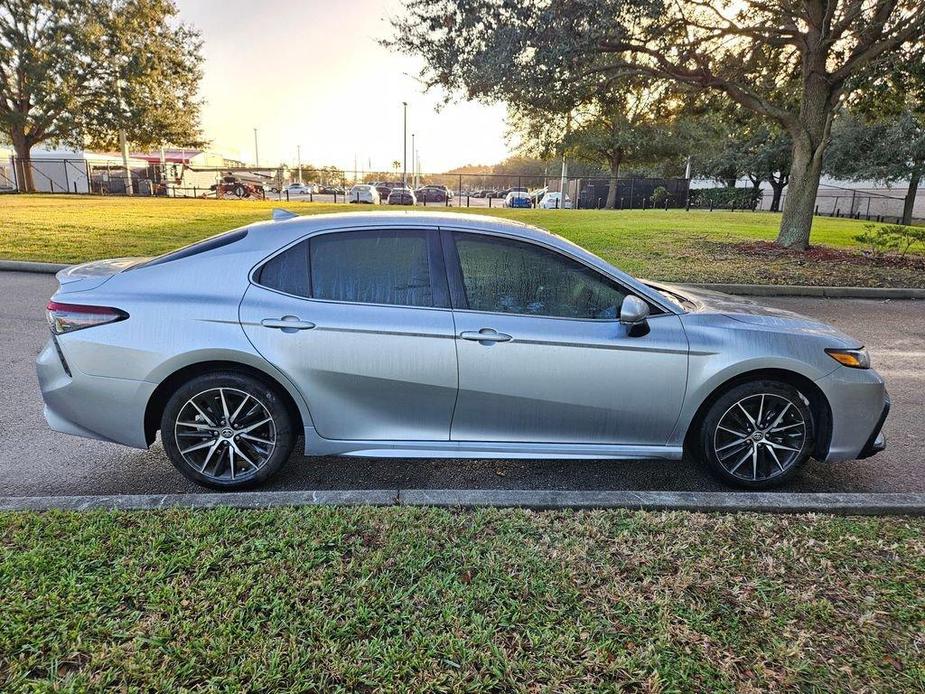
[{"xmin": 1, "ymin": 270, "xmax": 922, "ymax": 497}]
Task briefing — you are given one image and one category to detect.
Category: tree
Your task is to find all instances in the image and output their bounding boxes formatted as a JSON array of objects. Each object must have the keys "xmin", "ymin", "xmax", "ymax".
[
  {"xmin": 0, "ymin": 0, "xmax": 204, "ymax": 191},
  {"xmin": 826, "ymin": 51, "xmax": 925, "ymax": 225},
  {"xmin": 827, "ymin": 112, "xmax": 925, "ymax": 224},
  {"xmin": 390, "ymin": 0, "xmax": 925, "ymax": 249},
  {"xmin": 695, "ymin": 109, "xmax": 792, "ymax": 211},
  {"xmin": 510, "ymin": 80, "xmax": 688, "ymax": 207}
]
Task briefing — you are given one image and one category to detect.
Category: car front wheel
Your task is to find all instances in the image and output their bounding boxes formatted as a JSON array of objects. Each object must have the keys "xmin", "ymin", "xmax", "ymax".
[
  {"xmin": 160, "ymin": 371, "xmax": 295, "ymax": 489},
  {"xmin": 698, "ymin": 380, "xmax": 814, "ymax": 489}
]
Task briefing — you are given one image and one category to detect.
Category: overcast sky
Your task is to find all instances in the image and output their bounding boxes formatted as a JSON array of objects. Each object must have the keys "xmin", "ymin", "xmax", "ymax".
[{"xmin": 173, "ymin": 0, "xmax": 511, "ymax": 172}]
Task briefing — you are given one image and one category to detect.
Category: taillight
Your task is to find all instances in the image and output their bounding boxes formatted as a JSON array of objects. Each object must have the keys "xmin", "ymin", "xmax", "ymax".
[{"xmin": 46, "ymin": 301, "xmax": 128, "ymax": 334}]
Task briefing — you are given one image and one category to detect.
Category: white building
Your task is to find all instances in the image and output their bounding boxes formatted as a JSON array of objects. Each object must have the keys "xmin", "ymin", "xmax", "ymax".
[{"xmin": 3, "ymin": 147, "xmax": 149, "ymax": 194}]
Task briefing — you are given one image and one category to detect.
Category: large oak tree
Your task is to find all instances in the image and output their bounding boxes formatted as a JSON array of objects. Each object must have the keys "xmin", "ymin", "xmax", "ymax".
[
  {"xmin": 390, "ymin": 0, "xmax": 925, "ymax": 249},
  {"xmin": 0, "ymin": 0, "xmax": 204, "ymax": 191}
]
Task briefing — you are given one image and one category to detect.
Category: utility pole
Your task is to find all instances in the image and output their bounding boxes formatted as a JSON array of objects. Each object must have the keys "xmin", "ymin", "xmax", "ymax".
[
  {"xmin": 411, "ymin": 133, "xmax": 416, "ymax": 188},
  {"xmin": 297, "ymin": 145, "xmax": 302, "ymax": 183},
  {"xmin": 559, "ymin": 111, "xmax": 572, "ymax": 199},
  {"xmin": 402, "ymin": 101, "xmax": 408, "ymax": 187},
  {"xmin": 253, "ymin": 128, "xmax": 259, "ymax": 167}
]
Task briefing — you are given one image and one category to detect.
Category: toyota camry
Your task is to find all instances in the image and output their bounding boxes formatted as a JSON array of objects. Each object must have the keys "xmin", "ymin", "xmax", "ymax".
[{"xmin": 37, "ymin": 211, "xmax": 889, "ymax": 490}]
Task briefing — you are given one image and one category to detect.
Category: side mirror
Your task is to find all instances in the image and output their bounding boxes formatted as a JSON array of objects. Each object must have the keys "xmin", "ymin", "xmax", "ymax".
[{"xmin": 620, "ymin": 295, "xmax": 650, "ymax": 327}]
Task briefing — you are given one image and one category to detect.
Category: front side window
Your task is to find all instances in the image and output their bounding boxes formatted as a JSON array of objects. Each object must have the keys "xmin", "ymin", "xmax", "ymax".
[
  {"xmin": 310, "ymin": 230, "xmax": 435, "ymax": 307},
  {"xmin": 452, "ymin": 233, "xmax": 627, "ymax": 319}
]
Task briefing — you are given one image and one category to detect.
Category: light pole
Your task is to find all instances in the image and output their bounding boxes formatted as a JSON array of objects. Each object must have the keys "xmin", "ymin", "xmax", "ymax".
[
  {"xmin": 253, "ymin": 128, "xmax": 259, "ymax": 167},
  {"xmin": 402, "ymin": 101, "xmax": 408, "ymax": 186},
  {"xmin": 297, "ymin": 145, "xmax": 302, "ymax": 183},
  {"xmin": 411, "ymin": 133, "xmax": 415, "ymax": 188}
]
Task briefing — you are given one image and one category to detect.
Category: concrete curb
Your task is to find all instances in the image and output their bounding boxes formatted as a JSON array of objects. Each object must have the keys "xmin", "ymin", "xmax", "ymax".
[
  {"xmin": 0, "ymin": 260, "xmax": 67, "ymax": 274},
  {"xmin": 686, "ymin": 283, "xmax": 925, "ymax": 299},
  {"xmin": 0, "ymin": 489, "xmax": 922, "ymax": 515},
  {"xmin": 0, "ymin": 260, "xmax": 921, "ymax": 298}
]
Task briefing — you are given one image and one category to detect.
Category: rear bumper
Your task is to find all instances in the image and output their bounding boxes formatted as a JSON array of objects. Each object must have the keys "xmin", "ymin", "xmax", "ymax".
[{"xmin": 36, "ymin": 337, "xmax": 154, "ymax": 449}]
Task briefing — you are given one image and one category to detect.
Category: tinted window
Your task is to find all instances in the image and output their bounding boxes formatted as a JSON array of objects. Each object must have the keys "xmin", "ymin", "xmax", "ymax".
[
  {"xmin": 310, "ymin": 230, "xmax": 435, "ymax": 307},
  {"xmin": 453, "ymin": 233, "xmax": 627, "ymax": 319},
  {"xmin": 257, "ymin": 239, "xmax": 311, "ymax": 297}
]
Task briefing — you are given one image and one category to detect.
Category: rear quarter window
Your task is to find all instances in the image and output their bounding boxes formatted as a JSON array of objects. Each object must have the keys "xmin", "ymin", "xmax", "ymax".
[{"xmin": 133, "ymin": 229, "xmax": 248, "ymax": 269}]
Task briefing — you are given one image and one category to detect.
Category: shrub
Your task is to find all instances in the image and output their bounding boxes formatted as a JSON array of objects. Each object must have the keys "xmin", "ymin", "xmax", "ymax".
[
  {"xmin": 651, "ymin": 186, "xmax": 670, "ymax": 207},
  {"xmin": 688, "ymin": 187, "xmax": 761, "ymax": 210},
  {"xmin": 854, "ymin": 223, "xmax": 925, "ymax": 257}
]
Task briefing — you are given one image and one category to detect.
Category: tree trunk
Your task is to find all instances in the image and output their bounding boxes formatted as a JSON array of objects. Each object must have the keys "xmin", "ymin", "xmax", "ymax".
[
  {"xmin": 605, "ymin": 152, "xmax": 622, "ymax": 209},
  {"xmin": 776, "ymin": 134, "xmax": 826, "ymax": 249},
  {"xmin": 11, "ymin": 130, "xmax": 35, "ymax": 192},
  {"xmin": 902, "ymin": 168, "xmax": 921, "ymax": 226}
]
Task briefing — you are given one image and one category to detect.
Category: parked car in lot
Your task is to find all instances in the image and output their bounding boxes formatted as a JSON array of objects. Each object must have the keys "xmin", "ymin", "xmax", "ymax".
[
  {"xmin": 318, "ymin": 186, "xmax": 344, "ymax": 195},
  {"xmin": 374, "ymin": 184, "xmax": 393, "ymax": 200},
  {"xmin": 505, "ymin": 191, "xmax": 533, "ymax": 208},
  {"xmin": 347, "ymin": 184, "xmax": 380, "ymax": 204},
  {"xmin": 415, "ymin": 186, "xmax": 450, "ymax": 203},
  {"xmin": 539, "ymin": 192, "xmax": 572, "ymax": 209},
  {"xmin": 37, "ymin": 211, "xmax": 888, "ymax": 491},
  {"xmin": 285, "ymin": 183, "xmax": 313, "ymax": 196},
  {"xmin": 387, "ymin": 187, "xmax": 417, "ymax": 205}
]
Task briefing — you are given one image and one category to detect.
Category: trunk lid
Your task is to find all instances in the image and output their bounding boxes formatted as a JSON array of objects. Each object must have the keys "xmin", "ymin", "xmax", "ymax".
[{"xmin": 55, "ymin": 257, "xmax": 150, "ymax": 293}]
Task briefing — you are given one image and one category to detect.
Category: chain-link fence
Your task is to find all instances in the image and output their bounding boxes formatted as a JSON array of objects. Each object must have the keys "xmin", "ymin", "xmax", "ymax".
[{"xmin": 1, "ymin": 156, "xmax": 917, "ymax": 222}]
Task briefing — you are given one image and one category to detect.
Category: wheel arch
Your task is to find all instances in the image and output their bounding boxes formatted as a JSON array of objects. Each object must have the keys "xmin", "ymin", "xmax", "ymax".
[
  {"xmin": 682, "ymin": 368, "xmax": 833, "ymax": 461},
  {"xmin": 143, "ymin": 358, "xmax": 309, "ymax": 446}
]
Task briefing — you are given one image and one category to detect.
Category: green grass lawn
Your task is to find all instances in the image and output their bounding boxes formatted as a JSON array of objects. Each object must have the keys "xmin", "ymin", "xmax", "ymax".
[
  {"xmin": 1, "ymin": 194, "xmax": 923, "ymax": 286},
  {"xmin": 1, "ymin": 507, "xmax": 922, "ymax": 691}
]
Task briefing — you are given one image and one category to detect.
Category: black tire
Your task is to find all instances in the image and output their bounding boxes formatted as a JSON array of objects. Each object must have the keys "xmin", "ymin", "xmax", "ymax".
[
  {"xmin": 698, "ymin": 380, "xmax": 814, "ymax": 489},
  {"xmin": 160, "ymin": 371, "xmax": 295, "ymax": 489}
]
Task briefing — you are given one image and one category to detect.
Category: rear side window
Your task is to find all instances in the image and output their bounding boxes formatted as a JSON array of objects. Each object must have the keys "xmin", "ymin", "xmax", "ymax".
[
  {"xmin": 311, "ymin": 230, "xmax": 435, "ymax": 307},
  {"xmin": 255, "ymin": 229, "xmax": 447, "ymax": 308},
  {"xmin": 133, "ymin": 229, "xmax": 248, "ymax": 269},
  {"xmin": 257, "ymin": 239, "xmax": 310, "ymax": 297}
]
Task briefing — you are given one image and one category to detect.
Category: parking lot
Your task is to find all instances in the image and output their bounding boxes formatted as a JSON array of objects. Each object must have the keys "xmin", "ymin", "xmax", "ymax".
[
  {"xmin": 275, "ymin": 191, "xmax": 529, "ymax": 209},
  {"xmin": 1, "ymin": 269, "xmax": 922, "ymax": 497}
]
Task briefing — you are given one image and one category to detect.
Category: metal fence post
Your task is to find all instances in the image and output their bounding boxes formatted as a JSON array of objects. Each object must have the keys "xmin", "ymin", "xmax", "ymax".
[{"xmin": 286, "ymin": 190, "xmax": 290, "ymax": 202}]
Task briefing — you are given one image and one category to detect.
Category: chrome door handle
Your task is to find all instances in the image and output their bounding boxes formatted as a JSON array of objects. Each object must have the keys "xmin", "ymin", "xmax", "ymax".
[
  {"xmin": 261, "ymin": 317, "xmax": 315, "ymax": 331},
  {"xmin": 460, "ymin": 329, "xmax": 512, "ymax": 343}
]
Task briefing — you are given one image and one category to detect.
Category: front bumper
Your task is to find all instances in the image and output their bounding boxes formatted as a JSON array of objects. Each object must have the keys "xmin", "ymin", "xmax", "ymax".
[
  {"xmin": 36, "ymin": 337, "xmax": 155, "ymax": 449},
  {"xmin": 857, "ymin": 397, "xmax": 890, "ymax": 459},
  {"xmin": 815, "ymin": 365, "xmax": 890, "ymax": 462}
]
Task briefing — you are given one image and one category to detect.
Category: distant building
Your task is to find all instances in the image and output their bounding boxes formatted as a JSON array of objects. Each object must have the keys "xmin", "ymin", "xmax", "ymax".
[{"xmin": 2, "ymin": 147, "xmax": 149, "ymax": 194}]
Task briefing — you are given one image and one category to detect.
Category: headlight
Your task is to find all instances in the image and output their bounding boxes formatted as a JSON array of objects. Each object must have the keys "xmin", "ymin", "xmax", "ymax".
[{"xmin": 825, "ymin": 347, "xmax": 870, "ymax": 369}]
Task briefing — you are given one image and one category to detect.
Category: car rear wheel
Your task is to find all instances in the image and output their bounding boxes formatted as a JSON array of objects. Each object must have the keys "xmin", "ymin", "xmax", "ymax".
[
  {"xmin": 160, "ymin": 371, "xmax": 295, "ymax": 489},
  {"xmin": 699, "ymin": 380, "xmax": 814, "ymax": 489}
]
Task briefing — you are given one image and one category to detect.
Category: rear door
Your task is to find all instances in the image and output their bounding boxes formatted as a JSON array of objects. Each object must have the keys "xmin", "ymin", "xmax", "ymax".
[
  {"xmin": 240, "ymin": 226, "xmax": 458, "ymax": 441},
  {"xmin": 444, "ymin": 230, "xmax": 688, "ymax": 445}
]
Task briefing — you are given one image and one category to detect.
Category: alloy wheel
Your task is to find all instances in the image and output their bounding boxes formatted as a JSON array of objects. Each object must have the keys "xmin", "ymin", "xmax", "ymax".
[
  {"xmin": 174, "ymin": 387, "xmax": 277, "ymax": 482},
  {"xmin": 712, "ymin": 392, "xmax": 807, "ymax": 482}
]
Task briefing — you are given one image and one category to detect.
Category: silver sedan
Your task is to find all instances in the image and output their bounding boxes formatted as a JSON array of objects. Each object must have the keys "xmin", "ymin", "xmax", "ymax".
[{"xmin": 37, "ymin": 211, "xmax": 889, "ymax": 490}]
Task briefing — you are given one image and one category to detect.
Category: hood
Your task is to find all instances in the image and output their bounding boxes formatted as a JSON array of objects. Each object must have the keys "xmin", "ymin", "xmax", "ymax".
[
  {"xmin": 55, "ymin": 257, "xmax": 150, "ymax": 293},
  {"xmin": 644, "ymin": 280, "xmax": 862, "ymax": 348}
]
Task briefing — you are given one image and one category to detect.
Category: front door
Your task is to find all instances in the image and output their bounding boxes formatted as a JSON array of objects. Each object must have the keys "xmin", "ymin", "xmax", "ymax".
[
  {"xmin": 240, "ymin": 227, "xmax": 458, "ymax": 441},
  {"xmin": 445, "ymin": 231, "xmax": 689, "ymax": 445}
]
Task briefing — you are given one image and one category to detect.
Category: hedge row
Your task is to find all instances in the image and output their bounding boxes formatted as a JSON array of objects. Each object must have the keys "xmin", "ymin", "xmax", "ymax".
[{"xmin": 688, "ymin": 186, "xmax": 762, "ymax": 210}]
